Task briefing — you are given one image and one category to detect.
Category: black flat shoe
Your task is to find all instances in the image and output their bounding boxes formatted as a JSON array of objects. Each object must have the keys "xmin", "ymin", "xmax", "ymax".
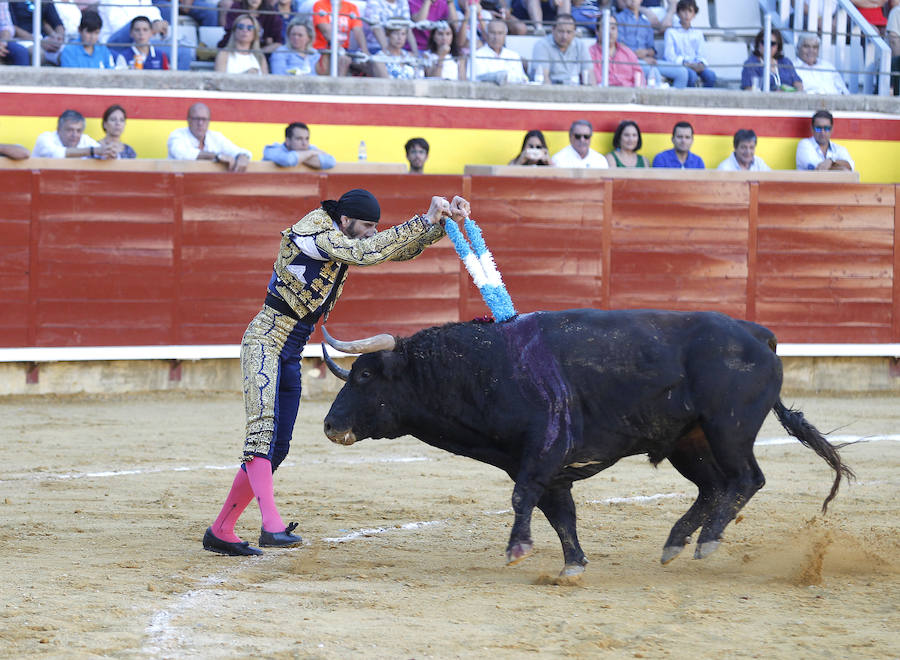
[
  {"xmin": 203, "ymin": 527, "xmax": 263, "ymax": 556},
  {"xmin": 259, "ymin": 521, "xmax": 303, "ymax": 547}
]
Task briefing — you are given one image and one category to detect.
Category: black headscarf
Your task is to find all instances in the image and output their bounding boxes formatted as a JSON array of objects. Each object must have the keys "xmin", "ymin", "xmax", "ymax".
[{"xmin": 321, "ymin": 189, "xmax": 381, "ymax": 224}]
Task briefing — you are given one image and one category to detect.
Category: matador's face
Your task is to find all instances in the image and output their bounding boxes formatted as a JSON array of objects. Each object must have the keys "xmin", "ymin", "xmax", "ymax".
[{"xmin": 340, "ymin": 217, "xmax": 377, "ymax": 239}]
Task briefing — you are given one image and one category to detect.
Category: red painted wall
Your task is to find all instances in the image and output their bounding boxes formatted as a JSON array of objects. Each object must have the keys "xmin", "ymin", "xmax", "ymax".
[{"xmin": 2, "ymin": 169, "xmax": 898, "ymax": 347}]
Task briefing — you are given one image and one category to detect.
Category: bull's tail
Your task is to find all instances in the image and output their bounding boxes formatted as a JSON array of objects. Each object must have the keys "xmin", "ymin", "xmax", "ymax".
[{"xmin": 772, "ymin": 399, "xmax": 855, "ymax": 513}]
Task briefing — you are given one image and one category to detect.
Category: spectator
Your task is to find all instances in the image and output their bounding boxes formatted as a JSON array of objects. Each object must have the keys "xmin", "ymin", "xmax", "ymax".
[
  {"xmin": 792, "ymin": 34, "xmax": 849, "ymax": 95},
  {"xmin": 311, "ymin": 0, "xmax": 369, "ymax": 75},
  {"xmin": 796, "ymin": 110, "xmax": 854, "ymax": 171},
  {"xmin": 474, "ymin": 18, "xmax": 529, "ymax": 84},
  {"xmin": 0, "ymin": 141, "xmax": 29, "ymax": 159},
  {"xmin": 0, "ymin": 1, "xmax": 28, "ymax": 66},
  {"xmin": 33, "ymin": 109, "xmax": 117, "ymax": 160},
  {"xmin": 852, "ymin": 0, "xmax": 894, "ymax": 34},
  {"xmin": 652, "ymin": 120, "xmax": 704, "ymax": 168},
  {"xmin": 9, "ymin": 0, "xmax": 65, "ymax": 65},
  {"xmin": 167, "ymin": 103, "xmax": 252, "ymax": 172},
  {"xmin": 616, "ymin": 0, "xmax": 688, "ymax": 87},
  {"xmin": 219, "ymin": 0, "xmax": 283, "ymax": 55},
  {"xmin": 363, "ymin": 0, "xmax": 416, "ymax": 54},
  {"xmin": 741, "ymin": 28, "xmax": 803, "ymax": 91},
  {"xmin": 274, "ymin": 0, "xmax": 301, "ymax": 41},
  {"xmin": 663, "ymin": 0, "xmax": 715, "ymax": 87},
  {"xmin": 717, "ymin": 129, "xmax": 771, "ymax": 171},
  {"xmin": 409, "ymin": 0, "xmax": 461, "ymax": 51},
  {"xmin": 479, "ymin": 0, "xmax": 527, "ymax": 36},
  {"xmin": 510, "ymin": 0, "xmax": 571, "ymax": 34},
  {"xmin": 98, "ymin": 105, "xmax": 137, "ymax": 159},
  {"xmin": 263, "ymin": 122, "xmax": 336, "ymax": 168},
  {"xmin": 159, "ymin": 0, "xmax": 219, "ymax": 28},
  {"xmin": 270, "ymin": 19, "xmax": 320, "ymax": 74},
  {"xmin": 590, "ymin": 13, "xmax": 646, "ymax": 87},
  {"xmin": 60, "ymin": 11, "xmax": 119, "ymax": 69},
  {"xmin": 405, "ymin": 137, "xmax": 429, "ymax": 173},
  {"xmin": 215, "ymin": 14, "xmax": 269, "ymax": 72},
  {"xmin": 616, "ymin": 0, "xmax": 677, "ymax": 31},
  {"xmin": 551, "ymin": 119, "xmax": 609, "ymax": 168},
  {"xmin": 424, "ymin": 21, "xmax": 466, "ymax": 79},
  {"xmin": 889, "ymin": 5, "xmax": 900, "ymax": 93},
  {"xmin": 530, "ymin": 13, "xmax": 591, "ymax": 84},
  {"xmin": 606, "ymin": 119, "xmax": 649, "ymax": 168},
  {"xmin": 119, "ymin": 16, "xmax": 171, "ymax": 69},
  {"xmin": 571, "ymin": 0, "xmax": 601, "ymax": 35},
  {"xmin": 373, "ymin": 24, "xmax": 423, "ymax": 78},
  {"xmin": 509, "ymin": 129, "xmax": 551, "ymax": 165},
  {"xmin": 100, "ymin": 0, "xmax": 193, "ymax": 71}
]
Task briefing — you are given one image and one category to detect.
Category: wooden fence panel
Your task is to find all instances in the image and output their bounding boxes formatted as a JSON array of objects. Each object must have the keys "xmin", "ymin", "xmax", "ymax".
[{"xmin": 0, "ymin": 171, "xmax": 33, "ymax": 345}]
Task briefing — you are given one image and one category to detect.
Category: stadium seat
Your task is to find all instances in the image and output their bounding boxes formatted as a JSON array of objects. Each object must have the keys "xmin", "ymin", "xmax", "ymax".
[
  {"xmin": 198, "ymin": 26, "xmax": 226, "ymax": 48},
  {"xmin": 705, "ymin": 39, "xmax": 749, "ymax": 88},
  {"xmin": 712, "ymin": 0, "xmax": 762, "ymax": 37}
]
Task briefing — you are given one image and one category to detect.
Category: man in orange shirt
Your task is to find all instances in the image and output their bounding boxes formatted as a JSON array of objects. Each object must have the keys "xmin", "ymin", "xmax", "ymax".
[{"xmin": 312, "ymin": 0, "xmax": 371, "ymax": 75}]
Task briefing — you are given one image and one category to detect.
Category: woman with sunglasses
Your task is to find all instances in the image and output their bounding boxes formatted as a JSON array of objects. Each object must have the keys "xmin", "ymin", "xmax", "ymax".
[
  {"xmin": 741, "ymin": 28, "xmax": 803, "ymax": 92},
  {"xmin": 215, "ymin": 13, "xmax": 269, "ymax": 72},
  {"xmin": 218, "ymin": 0, "xmax": 283, "ymax": 55}
]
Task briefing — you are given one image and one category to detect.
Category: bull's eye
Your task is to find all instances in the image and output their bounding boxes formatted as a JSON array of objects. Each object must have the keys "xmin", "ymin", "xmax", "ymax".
[{"xmin": 359, "ymin": 369, "xmax": 371, "ymax": 381}]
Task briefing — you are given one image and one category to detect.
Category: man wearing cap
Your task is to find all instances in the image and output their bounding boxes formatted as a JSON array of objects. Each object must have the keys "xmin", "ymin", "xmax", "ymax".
[{"xmin": 203, "ymin": 189, "xmax": 471, "ymax": 557}]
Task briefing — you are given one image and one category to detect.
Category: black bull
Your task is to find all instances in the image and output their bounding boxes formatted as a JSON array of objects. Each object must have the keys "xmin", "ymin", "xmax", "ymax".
[{"xmin": 322, "ymin": 309, "xmax": 853, "ymax": 576}]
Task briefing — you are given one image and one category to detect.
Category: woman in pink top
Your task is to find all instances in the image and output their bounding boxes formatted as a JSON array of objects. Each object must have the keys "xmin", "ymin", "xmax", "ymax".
[{"xmin": 588, "ymin": 13, "xmax": 644, "ymax": 87}]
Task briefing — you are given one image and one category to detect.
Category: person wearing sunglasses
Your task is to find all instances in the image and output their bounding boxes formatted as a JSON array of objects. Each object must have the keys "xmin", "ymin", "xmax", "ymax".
[
  {"xmin": 551, "ymin": 119, "xmax": 609, "ymax": 168},
  {"xmin": 215, "ymin": 13, "xmax": 269, "ymax": 72},
  {"xmin": 741, "ymin": 28, "xmax": 803, "ymax": 92},
  {"xmin": 796, "ymin": 110, "xmax": 854, "ymax": 172}
]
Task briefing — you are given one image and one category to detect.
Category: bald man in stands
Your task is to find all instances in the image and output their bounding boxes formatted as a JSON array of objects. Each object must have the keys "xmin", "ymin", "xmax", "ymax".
[{"xmin": 167, "ymin": 103, "xmax": 252, "ymax": 172}]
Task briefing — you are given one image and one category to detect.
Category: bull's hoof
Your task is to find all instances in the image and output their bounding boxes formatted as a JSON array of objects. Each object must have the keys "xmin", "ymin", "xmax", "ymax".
[
  {"xmin": 560, "ymin": 562, "xmax": 585, "ymax": 577},
  {"xmin": 660, "ymin": 544, "xmax": 685, "ymax": 565},
  {"xmin": 693, "ymin": 540, "xmax": 721, "ymax": 559},
  {"xmin": 505, "ymin": 541, "xmax": 533, "ymax": 566}
]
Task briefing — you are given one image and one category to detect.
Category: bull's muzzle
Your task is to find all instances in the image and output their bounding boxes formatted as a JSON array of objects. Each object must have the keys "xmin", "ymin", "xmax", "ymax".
[{"xmin": 324, "ymin": 421, "xmax": 357, "ymax": 446}]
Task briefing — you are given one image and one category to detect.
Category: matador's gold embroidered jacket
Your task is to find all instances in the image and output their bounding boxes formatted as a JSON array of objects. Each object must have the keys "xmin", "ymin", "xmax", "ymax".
[{"xmin": 267, "ymin": 208, "xmax": 445, "ymax": 322}]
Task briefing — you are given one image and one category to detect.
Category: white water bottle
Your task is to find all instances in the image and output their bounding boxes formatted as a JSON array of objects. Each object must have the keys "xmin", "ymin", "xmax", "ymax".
[{"xmin": 358, "ymin": 140, "xmax": 367, "ymax": 161}]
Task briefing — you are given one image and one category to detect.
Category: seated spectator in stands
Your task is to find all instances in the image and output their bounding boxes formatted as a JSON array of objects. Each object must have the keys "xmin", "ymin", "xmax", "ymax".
[
  {"xmin": 219, "ymin": 0, "xmax": 283, "ymax": 56},
  {"xmin": 889, "ymin": 5, "xmax": 900, "ymax": 94},
  {"xmin": 98, "ymin": 105, "xmax": 137, "ymax": 159},
  {"xmin": 409, "ymin": 0, "xmax": 460, "ymax": 51},
  {"xmin": 530, "ymin": 13, "xmax": 591, "ymax": 84},
  {"xmin": 168, "ymin": 103, "xmax": 252, "ymax": 172},
  {"xmin": 652, "ymin": 120, "xmax": 704, "ymax": 168},
  {"xmin": 0, "ymin": 1, "xmax": 29, "ymax": 66},
  {"xmin": 364, "ymin": 0, "xmax": 417, "ymax": 54},
  {"xmin": 616, "ymin": 0, "xmax": 676, "ymax": 31},
  {"xmin": 474, "ymin": 19, "xmax": 529, "ymax": 84},
  {"xmin": 215, "ymin": 14, "xmax": 269, "ymax": 72},
  {"xmin": 424, "ymin": 21, "xmax": 466, "ymax": 79},
  {"xmin": 510, "ymin": 0, "xmax": 570, "ymax": 35},
  {"xmin": 405, "ymin": 137, "xmax": 429, "ymax": 173},
  {"xmin": 311, "ymin": 0, "xmax": 369, "ymax": 75},
  {"xmin": 119, "ymin": 16, "xmax": 170, "ymax": 69},
  {"xmin": 606, "ymin": 119, "xmax": 649, "ymax": 168},
  {"xmin": 792, "ymin": 34, "xmax": 849, "ymax": 95},
  {"xmin": 270, "ymin": 20, "xmax": 320, "ymax": 74},
  {"xmin": 717, "ymin": 129, "xmax": 771, "ymax": 171},
  {"xmin": 551, "ymin": 119, "xmax": 609, "ymax": 167},
  {"xmin": 101, "ymin": 0, "xmax": 193, "ymax": 71},
  {"xmin": 9, "ymin": 0, "xmax": 65, "ymax": 64},
  {"xmin": 373, "ymin": 24, "xmax": 423, "ymax": 78},
  {"xmin": 663, "ymin": 0, "xmax": 715, "ymax": 87},
  {"xmin": 60, "ymin": 11, "xmax": 120, "ymax": 69},
  {"xmin": 33, "ymin": 109, "xmax": 118, "ymax": 159},
  {"xmin": 616, "ymin": 0, "xmax": 688, "ymax": 87},
  {"xmin": 796, "ymin": 110, "xmax": 854, "ymax": 171},
  {"xmin": 741, "ymin": 28, "xmax": 803, "ymax": 91},
  {"xmin": 264, "ymin": 122, "xmax": 336, "ymax": 168},
  {"xmin": 509, "ymin": 129, "xmax": 551, "ymax": 165},
  {"xmin": 571, "ymin": 0, "xmax": 601, "ymax": 35},
  {"xmin": 590, "ymin": 13, "xmax": 646, "ymax": 86},
  {"xmin": 479, "ymin": 0, "xmax": 527, "ymax": 36}
]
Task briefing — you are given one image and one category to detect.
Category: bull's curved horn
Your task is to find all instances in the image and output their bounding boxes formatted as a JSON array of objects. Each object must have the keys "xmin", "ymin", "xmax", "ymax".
[
  {"xmin": 321, "ymin": 326, "xmax": 396, "ymax": 354},
  {"xmin": 320, "ymin": 343, "xmax": 350, "ymax": 381}
]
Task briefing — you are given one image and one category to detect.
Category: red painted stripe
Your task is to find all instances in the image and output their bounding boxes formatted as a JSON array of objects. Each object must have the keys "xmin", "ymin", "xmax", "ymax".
[{"xmin": 2, "ymin": 90, "xmax": 898, "ymax": 140}]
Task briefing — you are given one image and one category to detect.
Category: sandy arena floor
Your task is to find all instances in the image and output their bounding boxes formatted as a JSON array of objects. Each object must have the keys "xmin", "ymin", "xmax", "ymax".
[{"xmin": 0, "ymin": 391, "xmax": 898, "ymax": 659}]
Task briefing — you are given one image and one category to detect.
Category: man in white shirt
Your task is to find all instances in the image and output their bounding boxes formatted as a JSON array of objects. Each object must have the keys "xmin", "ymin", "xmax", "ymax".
[
  {"xmin": 796, "ymin": 110, "xmax": 854, "ymax": 171},
  {"xmin": 167, "ymin": 103, "xmax": 252, "ymax": 172},
  {"xmin": 551, "ymin": 119, "xmax": 609, "ymax": 168},
  {"xmin": 473, "ymin": 19, "xmax": 529, "ymax": 84},
  {"xmin": 32, "ymin": 109, "xmax": 117, "ymax": 159},
  {"xmin": 716, "ymin": 129, "xmax": 771, "ymax": 172},
  {"xmin": 793, "ymin": 34, "xmax": 849, "ymax": 95}
]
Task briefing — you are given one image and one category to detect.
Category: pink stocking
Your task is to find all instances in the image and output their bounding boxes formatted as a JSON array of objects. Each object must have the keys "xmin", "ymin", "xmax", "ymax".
[
  {"xmin": 245, "ymin": 456, "xmax": 286, "ymax": 533},
  {"xmin": 210, "ymin": 467, "xmax": 255, "ymax": 543}
]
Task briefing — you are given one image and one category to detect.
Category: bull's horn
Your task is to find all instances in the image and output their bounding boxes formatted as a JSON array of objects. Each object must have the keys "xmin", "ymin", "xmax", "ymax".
[
  {"xmin": 321, "ymin": 326, "xmax": 396, "ymax": 354},
  {"xmin": 320, "ymin": 344, "xmax": 350, "ymax": 381}
]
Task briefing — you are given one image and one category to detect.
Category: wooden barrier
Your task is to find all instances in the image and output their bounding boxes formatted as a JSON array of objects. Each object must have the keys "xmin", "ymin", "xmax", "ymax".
[{"xmin": 1, "ymin": 166, "xmax": 897, "ymax": 349}]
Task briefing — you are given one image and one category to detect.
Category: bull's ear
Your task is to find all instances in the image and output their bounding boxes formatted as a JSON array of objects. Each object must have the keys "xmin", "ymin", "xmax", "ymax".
[{"xmin": 379, "ymin": 350, "xmax": 407, "ymax": 382}]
